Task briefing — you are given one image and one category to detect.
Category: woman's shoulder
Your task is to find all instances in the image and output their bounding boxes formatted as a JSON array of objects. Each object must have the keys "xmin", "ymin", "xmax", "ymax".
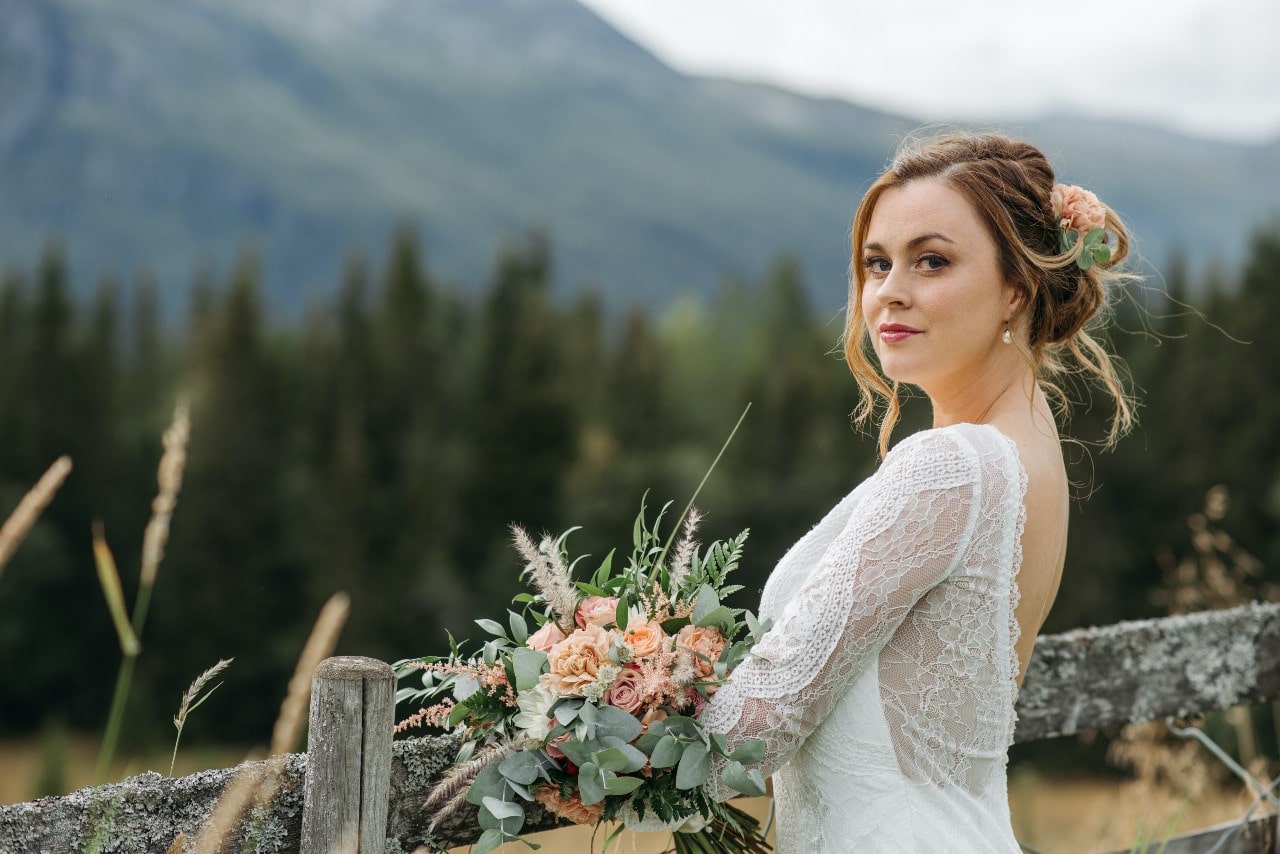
[{"xmin": 882, "ymin": 423, "xmax": 1024, "ymax": 491}]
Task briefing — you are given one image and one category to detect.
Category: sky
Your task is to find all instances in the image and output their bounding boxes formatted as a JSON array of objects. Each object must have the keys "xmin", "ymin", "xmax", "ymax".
[{"xmin": 577, "ymin": 0, "xmax": 1280, "ymax": 143}]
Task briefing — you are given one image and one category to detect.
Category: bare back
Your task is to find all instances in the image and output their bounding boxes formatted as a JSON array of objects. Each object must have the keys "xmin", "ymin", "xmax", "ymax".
[{"xmin": 989, "ymin": 389, "xmax": 1069, "ymax": 684}]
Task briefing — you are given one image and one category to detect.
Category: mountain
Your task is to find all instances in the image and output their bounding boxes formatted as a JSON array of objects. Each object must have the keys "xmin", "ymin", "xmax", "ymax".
[{"xmin": 2, "ymin": 0, "xmax": 1277, "ymax": 316}]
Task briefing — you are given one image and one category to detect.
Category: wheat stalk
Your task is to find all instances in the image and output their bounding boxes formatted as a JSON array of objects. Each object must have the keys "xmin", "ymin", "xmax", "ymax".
[
  {"xmin": 511, "ymin": 524, "xmax": 577, "ymax": 631},
  {"xmin": 0, "ymin": 455, "xmax": 72, "ymax": 577},
  {"xmin": 425, "ymin": 742, "xmax": 515, "ymax": 831},
  {"xmin": 270, "ymin": 592, "xmax": 350, "ymax": 758},
  {"xmin": 170, "ymin": 658, "xmax": 234, "ymax": 776},
  {"xmin": 668, "ymin": 506, "xmax": 702, "ymax": 594},
  {"xmin": 140, "ymin": 402, "xmax": 190, "ymax": 590}
]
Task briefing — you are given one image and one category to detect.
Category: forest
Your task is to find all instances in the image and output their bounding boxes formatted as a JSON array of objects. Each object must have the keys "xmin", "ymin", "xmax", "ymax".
[{"xmin": 0, "ymin": 221, "xmax": 1277, "ymax": 751}]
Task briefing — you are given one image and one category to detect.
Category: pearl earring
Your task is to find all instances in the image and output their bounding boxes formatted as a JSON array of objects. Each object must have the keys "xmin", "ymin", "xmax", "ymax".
[{"xmin": 1002, "ymin": 324, "xmax": 1012, "ymax": 345}]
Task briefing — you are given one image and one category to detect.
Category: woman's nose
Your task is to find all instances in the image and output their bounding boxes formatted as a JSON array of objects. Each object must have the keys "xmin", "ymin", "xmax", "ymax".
[{"xmin": 876, "ymin": 269, "xmax": 910, "ymax": 307}]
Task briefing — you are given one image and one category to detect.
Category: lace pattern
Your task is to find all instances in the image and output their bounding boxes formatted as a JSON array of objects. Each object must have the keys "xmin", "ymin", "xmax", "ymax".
[{"xmin": 699, "ymin": 423, "xmax": 1027, "ymax": 852}]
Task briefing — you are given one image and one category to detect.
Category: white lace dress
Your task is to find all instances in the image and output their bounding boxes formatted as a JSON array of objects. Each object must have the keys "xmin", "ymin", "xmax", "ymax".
[{"xmin": 700, "ymin": 423, "xmax": 1027, "ymax": 853}]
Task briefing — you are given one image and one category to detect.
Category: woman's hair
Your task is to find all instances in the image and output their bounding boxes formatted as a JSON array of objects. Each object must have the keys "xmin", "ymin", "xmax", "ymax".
[{"xmin": 843, "ymin": 131, "xmax": 1137, "ymax": 455}]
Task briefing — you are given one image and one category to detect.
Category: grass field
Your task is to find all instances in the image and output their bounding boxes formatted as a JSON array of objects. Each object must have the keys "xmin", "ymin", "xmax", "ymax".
[{"xmin": 0, "ymin": 734, "xmax": 1262, "ymax": 853}]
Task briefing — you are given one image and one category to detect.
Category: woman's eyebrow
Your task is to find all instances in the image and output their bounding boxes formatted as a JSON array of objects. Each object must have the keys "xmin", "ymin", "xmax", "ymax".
[{"xmin": 862, "ymin": 232, "xmax": 956, "ymax": 253}]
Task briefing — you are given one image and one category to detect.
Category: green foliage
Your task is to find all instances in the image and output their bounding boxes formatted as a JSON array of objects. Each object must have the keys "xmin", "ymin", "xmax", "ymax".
[{"xmin": 1, "ymin": 220, "xmax": 1278, "ymax": 747}]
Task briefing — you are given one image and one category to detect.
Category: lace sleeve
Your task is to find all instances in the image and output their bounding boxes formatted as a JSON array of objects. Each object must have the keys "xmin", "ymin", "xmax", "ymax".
[{"xmin": 699, "ymin": 432, "xmax": 983, "ymax": 800}]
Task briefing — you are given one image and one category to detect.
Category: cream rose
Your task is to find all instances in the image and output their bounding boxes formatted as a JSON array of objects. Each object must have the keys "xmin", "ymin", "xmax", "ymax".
[
  {"xmin": 623, "ymin": 620, "xmax": 667, "ymax": 660},
  {"xmin": 677, "ymin": 625, "xmax": 726, "ymax": 681},
  {"xmin": 543, "ymin": 624, "xmax": 612, "ymax": 696},
  {"xmin": 605, "ymin": 667, "xmax": 646, "ymax": 714},
  {"xmin": 1051, "ymin": 184, "xmax": 1106, "ymax": 234},
  {"xmin": 575, "ymin": 596, "xmax": 619, "ymax": 628},
  {"xmin": 526, "ymin": 621, "xmax": 567, "ymax": 652}
]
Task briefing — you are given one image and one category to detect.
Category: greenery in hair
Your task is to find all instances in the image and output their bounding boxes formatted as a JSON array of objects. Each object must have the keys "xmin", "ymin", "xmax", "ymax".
[{"xmin": 1061, "ymin": 228, "xmax": 1112, "ymax": 271}]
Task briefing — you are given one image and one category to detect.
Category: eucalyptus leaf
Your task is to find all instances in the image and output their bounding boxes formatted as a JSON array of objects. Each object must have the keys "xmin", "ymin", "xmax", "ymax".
[
  {"xmin": 614, "ymin": 597, "xmax": 629, "ymax": 631},
  {"xmin": 579, "ymin": 701, "xmax": 598, "ymax": 726},
  {"xmin": 483, "ymin": 796, "xmax": 524, "ymax": 821},
  {"xmin": 603, "ymin": 775, "xmax": 644, "ymax": 795},
  {"xmin": 594, "ymin": 747, "xmax": 629, "ymax": 773},
  {"xmin": 728, "ymin": 738, "xmax": 766, "ymax": 765},
  {"xmin": 467, "ymin": 761, "xmax": 506, "ymax": 806},
  {"xmin": 554, "ymin": 701, "xmax": 582, "ymax": 726},
  {"xmin": 721, "ymin": 760, "xmax": 767, "ymax": 797},
  {"xmin": 676, "ymin": 741, "xmax": 710, "ymax": 790},
  {"xmin": 594, "ymin": 704, "xmax": 643, "ymax": 742},
  {"xmin": 511, "ymin": 647, "xmax": 548, "ymax": 692},
  {"xmin": 650, "ymin": 734, "xmax": 682, "ymax": 768},
  {"xmin": 447, "ymin": 699, "xmax": 472, "ymax": 727},
  {"xmin": 474, "ymin": 828, "xmax": 504, "ymax": 854},
  {"xmin": 694, "ymin": 605, "xmax": 736, "ymax": 629},
  {"xmin": 578, "ymin": 763, "xmax": 606, "ymax": 805},
  {"xmin": 708, "ymin": 732, "xmax": 728, "ymax": 757},
  {"xmin": 499, "ymin": 751, "xmax": 544, "ymax": 786},
  {"xmin": 556, "ymin": 738, "xmax": 593, "ymax": 767}
]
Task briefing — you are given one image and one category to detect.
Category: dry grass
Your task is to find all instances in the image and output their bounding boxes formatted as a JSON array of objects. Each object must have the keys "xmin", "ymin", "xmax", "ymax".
[{"xmin": 0, "ymin": 455, "xmax": 73, "ymax": 576}]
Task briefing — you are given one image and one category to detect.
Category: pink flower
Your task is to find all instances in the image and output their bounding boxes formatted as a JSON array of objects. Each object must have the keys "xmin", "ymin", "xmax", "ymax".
[
  {"xmin": 623, "ymin": 620, "xmax": 667, "ymax": 660},
  {"xmin": 1050, "ymin": 183, "xmax": 1106, "ymax": 235},
  {"xmin": 575, "ymin": 596, "xmax": 619, "ymax": 629},
  {"xmin": 684, "ymin": 686, "xmax": 708, "ymax": 714},
  {"xmin": 677, "ymin": 625, "xmax": 726, "ymax": 681},
  {"xmin": 606, "ymin": 668, "xmax": 646, "ymax": 714},
  {"xmin": 543, "ymin": 624, "xmax": 612, "ymax": 696},
  {"xmin": 527, "ymin": 621, "xmax": 567, "ymax": 652}
]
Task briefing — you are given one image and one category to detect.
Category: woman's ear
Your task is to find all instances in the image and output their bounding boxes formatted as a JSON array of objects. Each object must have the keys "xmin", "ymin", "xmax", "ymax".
[{"xmin": 1003, "ymin": 279, "xmax": 1029, "ymax": 321}]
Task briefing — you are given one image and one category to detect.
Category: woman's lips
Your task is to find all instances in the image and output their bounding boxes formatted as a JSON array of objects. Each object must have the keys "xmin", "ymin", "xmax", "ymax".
[{"xmin": 879, "ymin": 323, "xmax": 921, "ymax": 343}]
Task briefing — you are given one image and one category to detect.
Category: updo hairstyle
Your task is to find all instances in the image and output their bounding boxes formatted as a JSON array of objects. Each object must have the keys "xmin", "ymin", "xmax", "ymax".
[{"xmin": 843, "ymin": 132, "xmax": 1136, "ymax": 454}]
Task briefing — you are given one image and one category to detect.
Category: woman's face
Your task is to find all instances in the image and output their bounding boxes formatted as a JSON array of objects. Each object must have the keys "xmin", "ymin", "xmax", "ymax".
[{"xmin": 859, "ymin": 179, "xmax": 1018, "ymax": 395}]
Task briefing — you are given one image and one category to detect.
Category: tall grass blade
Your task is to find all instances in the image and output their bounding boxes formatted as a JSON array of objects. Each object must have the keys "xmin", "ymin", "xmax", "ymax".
[
  {"xmin": 656, "ymin": 402, "xmax": 750, "ymax": 569},
  {"xmin": 0, "ymin": 455, "xmax": 72, "ymax": 578},
  {"xmin": 170, "ymin": 658, "xmax": 234, "ymax": 776},
  {"xmin": 270, "ymin": 592, "xmax": 350, "ymax": 757}
]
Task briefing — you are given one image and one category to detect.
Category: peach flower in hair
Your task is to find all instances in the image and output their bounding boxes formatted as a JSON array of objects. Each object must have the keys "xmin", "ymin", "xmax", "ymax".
[{"xmin": 1050, "ymin": 183, "xmax": 1106, "ymax": 234}]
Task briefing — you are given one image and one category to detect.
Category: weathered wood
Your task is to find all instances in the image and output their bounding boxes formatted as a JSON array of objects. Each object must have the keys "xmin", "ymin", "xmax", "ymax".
[
  {"xmin": 1015, "ymin": 602, "xmax": 1280, "ymax": 742},
  {"xmin": 6, "ymin": 607, "xmax": 1280, "ymax": 852},
  {"xmin": 0, "ymin": 756, "xmax": 306, "ymax": 853},
  {"xmin": 1107, "ymin": 814, "xmax": 1279, "ymax": 854},
  {"xmin": 301, "ymin": 656, "xmax": 395, "ymax": 853}
]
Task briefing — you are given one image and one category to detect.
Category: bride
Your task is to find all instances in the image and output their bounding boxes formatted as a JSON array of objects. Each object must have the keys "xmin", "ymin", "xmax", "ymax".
[{"xmin": 697, "ymin": 132, "xmax": 1135, "ymax": 852}]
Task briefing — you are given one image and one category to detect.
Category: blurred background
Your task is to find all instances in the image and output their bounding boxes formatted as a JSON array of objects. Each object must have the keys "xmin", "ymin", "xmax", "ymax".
[{"xmin": 0, "ymin": 0, "xmax": 1278, "ymax": 849}]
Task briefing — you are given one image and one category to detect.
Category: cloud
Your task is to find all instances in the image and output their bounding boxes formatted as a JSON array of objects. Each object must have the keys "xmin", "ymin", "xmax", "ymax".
[{"xmin": 578, "ymin": 0, "xmax": 1280, "ymax": 141}]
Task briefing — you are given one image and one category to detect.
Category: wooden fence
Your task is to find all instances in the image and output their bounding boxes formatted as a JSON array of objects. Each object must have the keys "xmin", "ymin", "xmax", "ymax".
[{"xmin": 3, "ymin": 601, "xmax": 1279, "ymax": 853}]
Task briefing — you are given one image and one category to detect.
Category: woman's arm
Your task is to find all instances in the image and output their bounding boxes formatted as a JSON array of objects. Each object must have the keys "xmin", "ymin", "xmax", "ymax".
[{"xmin": 699, "ymin": 431, "xmax": 982, "ymax": 800}]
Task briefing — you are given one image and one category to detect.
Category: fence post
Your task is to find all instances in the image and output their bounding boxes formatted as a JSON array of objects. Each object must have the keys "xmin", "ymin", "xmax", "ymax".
[{"xmin": 301, "ymin": 656, "xmax": 395, "ymax": 853}]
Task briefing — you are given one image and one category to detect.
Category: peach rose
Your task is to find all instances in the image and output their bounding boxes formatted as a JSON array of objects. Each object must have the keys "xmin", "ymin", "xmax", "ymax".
[
  {"xmin": 543, "ymin": 624, "xmax": 612, "ymax": 696},
  {"xmin": 623, "ymin": 620, "xmax": 667, "ymax": 660},
  {"xmin": 526, "ymin": 621, "xmax": 567, "ymax": 652},
  {"xmin": 677, "ymin": 625, "xmax": 726, "ymax": 681},
  {"xmin": 639, "ymin": 708, "xmax": 667, "ymax": 733},
  {"xmin": 1050, "ymin": 184, "xmax": 1106, "ymax": 234},
  {"xmin": 575, "ymin": 596, "xmax": 619, "ymax": 629},
  {"xmin": 605, "ymin": 668, "xmax": 646, "ymax": 714},
  {"xmin": 534, "ymin": 785, "xmax": 604, "ymax": 825}
]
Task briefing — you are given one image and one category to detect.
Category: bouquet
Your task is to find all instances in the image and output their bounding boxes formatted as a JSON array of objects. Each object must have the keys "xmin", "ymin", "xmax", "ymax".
[{"xmin": 394, "ymin": 497, "xmax": 773, "ymax": 854}]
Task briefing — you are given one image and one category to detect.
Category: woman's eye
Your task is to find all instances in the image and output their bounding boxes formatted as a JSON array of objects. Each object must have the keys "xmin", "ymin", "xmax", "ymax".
[
  {"xmin": 918, "ymin": 254, "xmax": 949, "ymax": 271},
  {"xmin": 863, "ymin": 257, "xmax": 890, "ymax": 274}
]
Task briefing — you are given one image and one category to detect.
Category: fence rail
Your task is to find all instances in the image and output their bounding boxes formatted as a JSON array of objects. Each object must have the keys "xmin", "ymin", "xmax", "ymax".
[{"xmin": 3, "ymin": 602, "xmax": 1279, "ymax": 853}]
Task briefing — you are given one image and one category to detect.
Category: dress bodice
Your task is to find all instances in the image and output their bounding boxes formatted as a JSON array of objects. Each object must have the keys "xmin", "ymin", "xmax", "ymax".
[{"xmin": 700, "ymin": 422, "xmax": 1027, "ymax": 852}]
